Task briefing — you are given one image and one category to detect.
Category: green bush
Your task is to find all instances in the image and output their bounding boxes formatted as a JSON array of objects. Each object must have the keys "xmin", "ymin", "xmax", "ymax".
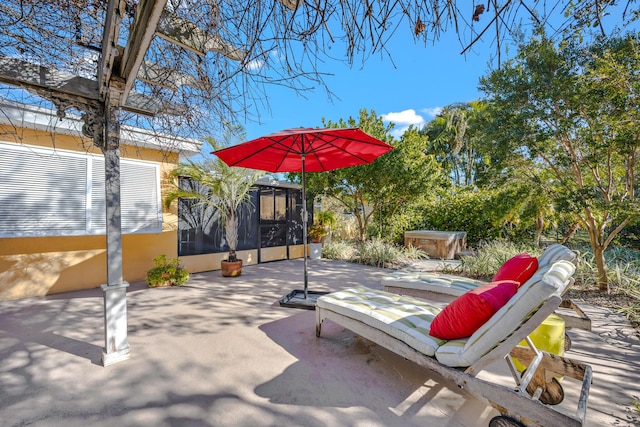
[
  {"xmin": 356, "ymin": 238, "xmax": 405, "ymax": 268},
  {"xmin": 146, "ymin": 254, "xmax": 189, "ymax": 287},
  {"xmin": 321, "ymin": 240, "xmax": 358, "ymax": 261},
  {"xmin": 322, "ymin": 238, "xmax": 427, "ymax": 268},
  {"xmin": 370, "ymin": 197, "xmax": 430, "ymax": 244},
  {"xmin": 419, "ymin": 188, "xmax": 503, "ymax": 246},
  {"xmin": 611, "ymin": 217, "xmax": 640, "ymax": 248},
  {"xmin": 417, "ymin": 186, "xmax": 547, "ymax": 246}
]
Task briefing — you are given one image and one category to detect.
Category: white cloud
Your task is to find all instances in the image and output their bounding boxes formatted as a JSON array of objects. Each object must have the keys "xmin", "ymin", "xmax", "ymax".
[
  {"xmin": 245, "ymin": 59, "xmax": 264, "ymax": 71},
  {"xmin": 245, "ymin": 49, "xmax": 281, "ymax": 72},
  {"xmin": 270, "ymin": 49, "xmax": 283, "ymax": 60},
  {"xmin": 382, "ymin": 109, "xmax": 426, "ymax": 138},
  {"xmin": 382, "ymin": 109, "xmax": 424, "ymax": 125},
  {"xmin": 421, "ymin": 107, "xmax": 443, "ymax": 118}
]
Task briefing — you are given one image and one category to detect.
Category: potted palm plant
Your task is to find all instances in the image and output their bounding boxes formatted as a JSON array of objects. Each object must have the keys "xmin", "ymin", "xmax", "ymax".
[{"xmin": 165, "ymin": 126, "xmax": 262, "ymax": 277}]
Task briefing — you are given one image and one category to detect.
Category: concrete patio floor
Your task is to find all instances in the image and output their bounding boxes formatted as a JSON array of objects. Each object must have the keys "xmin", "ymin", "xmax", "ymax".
[{"xmin": 1, "ymin": 258, "xmax": 639, "ymax": 427}]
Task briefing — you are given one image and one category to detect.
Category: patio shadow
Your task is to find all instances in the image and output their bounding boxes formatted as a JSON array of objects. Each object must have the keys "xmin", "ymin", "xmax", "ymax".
[
  {"xmin": 0, "ymin": 298, "xmax": 104, "ymax": 365},
  {"xmin": 256, "ymin": 310, "xmax": 495, "ymax": 426}
]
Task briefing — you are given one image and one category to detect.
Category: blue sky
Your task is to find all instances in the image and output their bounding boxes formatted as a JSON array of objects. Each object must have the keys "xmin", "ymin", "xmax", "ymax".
[
  {"xmin": 241, "ymin": 27, "xmax": 496, "ymax": 140},
  {"xmin": 239, "ymin": 4, "xmax": 637, "ymax": 141}
]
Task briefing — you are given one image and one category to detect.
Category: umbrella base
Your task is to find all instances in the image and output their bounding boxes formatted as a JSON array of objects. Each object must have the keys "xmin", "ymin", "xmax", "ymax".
[{"xmin": 279, "ymin": 289, "xmax": 330, "ymax": 310}]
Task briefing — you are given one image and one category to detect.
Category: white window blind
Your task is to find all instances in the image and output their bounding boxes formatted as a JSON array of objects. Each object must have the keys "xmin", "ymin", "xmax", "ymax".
[{"xmin": 0, "ymin": 141, "xmax": 162, "ymax": 237}]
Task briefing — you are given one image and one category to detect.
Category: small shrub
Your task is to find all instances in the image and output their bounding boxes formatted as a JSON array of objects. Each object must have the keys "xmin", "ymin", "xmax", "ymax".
[
  {"xmin": 402, "ymin": 244, "xmax": 429, "ymax": 261},
  {"xmin": 332, "ymin": 216, "xmax": 360, "ymax": 240},
  {"xmin": 146, "ymin": 254, "xmax": 189, "ymax": 287},
  {"xmin": 356, "ymin": 238, "xmax": 407, "ymax": 268},
  {"xmin": 323, "ymin": 238, "xmax": 427, "ymax": 268},
  {"xmin": 419, "ymin": 188, "xmax": 505, "ymax": 246},
  {"xmin": 322, "ymin": 240, "xmax": 358, "ymax": 261}
]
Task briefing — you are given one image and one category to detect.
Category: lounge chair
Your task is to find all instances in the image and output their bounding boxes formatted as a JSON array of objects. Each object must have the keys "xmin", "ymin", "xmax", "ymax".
[
  {"xmin": 382, "ymin": 244, "xmax": 591, "ymax": 331},
  {"xmin": 315, "ymin": 258, "xmax": 592, "ymax": 427}
]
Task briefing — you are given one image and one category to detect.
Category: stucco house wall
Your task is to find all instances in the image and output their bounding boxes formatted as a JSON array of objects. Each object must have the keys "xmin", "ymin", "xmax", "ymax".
[{"xmin": 0, "ymin": 101, "xmax": 201, "ymax": 301}]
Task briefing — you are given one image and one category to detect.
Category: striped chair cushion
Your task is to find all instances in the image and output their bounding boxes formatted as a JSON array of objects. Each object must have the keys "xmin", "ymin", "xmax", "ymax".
[
  {"xmin": 381, "ymin": 272, "xmax": 485, "ymax": 296},
  {"xmin": 316, "ymin": 286, "xmax": 446, "ymax": 356}
]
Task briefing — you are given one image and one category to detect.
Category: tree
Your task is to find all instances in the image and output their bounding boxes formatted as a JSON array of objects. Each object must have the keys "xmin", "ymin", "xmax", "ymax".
[
  {"xmin": 371, "ymin": 126, "xmax": 446, "ymax": 241},
  {"xmin": 298, "ymin": 109, "xmax": 442, "ymax": 241},
  {"xmin": 480, "ymin": 32, "xmax": 640, "ymax": 292},
  {"xmin": 423, "ymin": 101, "xmax": 491, "ymax": 186},
  {"xmin": 164, "ymin": 126, "xmax": 263, "ymax": 262},
  {"xmin": 494, "ymin": 173, "xmax": 558, "ymax": 246}
]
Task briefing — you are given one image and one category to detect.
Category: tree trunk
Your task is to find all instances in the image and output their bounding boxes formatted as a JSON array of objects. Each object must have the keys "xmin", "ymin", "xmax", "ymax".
[
  {"xmin": 593, "ymin": 245, "xmax": 609, "ymax": 293},
  {"xmin": 584, "ymin": 210, "xmax": 610, "ymax": 293},
  {"xmin": 225, "ymin": 215, "xmax": 238, "ymax": 256},
  {"xmin": 533, "ymin": 214, "xmax": 544, "ymax": 247},
  {"xmin": 354, "ymin": 192, "xmax": 367, "ymax": 241},
  {"xmin": 354, "ymin": 208, "xmax": 366, "ymax": 241}
]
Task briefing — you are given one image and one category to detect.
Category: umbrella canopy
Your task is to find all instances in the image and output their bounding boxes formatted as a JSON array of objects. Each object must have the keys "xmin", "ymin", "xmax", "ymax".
[
  {"xmin": 213, "ymin": 127, "xmax": 393, "ymax": 173},
  {"xmin": 213, "ymin": 127, "xmax": 393, "ymax": 306}
]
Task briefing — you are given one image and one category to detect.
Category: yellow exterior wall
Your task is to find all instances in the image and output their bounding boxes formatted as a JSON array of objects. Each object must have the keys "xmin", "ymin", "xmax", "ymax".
[
  {"xmin": 0, "ymin": 126, "xmax": 184, "ymax": 301},
  {"xmin": 0, "ymin": 231, "xmax": 176, "ymax": 300}
]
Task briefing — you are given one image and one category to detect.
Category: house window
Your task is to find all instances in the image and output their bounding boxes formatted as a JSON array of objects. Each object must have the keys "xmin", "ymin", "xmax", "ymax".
[{"xmin": 0, "ymin": 141, "xmax": 162, "ymax": 237}]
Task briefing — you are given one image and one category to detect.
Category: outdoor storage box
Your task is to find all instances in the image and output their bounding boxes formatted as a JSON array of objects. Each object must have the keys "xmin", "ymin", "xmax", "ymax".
[{"xmin": 404, "ymin": 230, "xmax": 467, "ymax": 259}]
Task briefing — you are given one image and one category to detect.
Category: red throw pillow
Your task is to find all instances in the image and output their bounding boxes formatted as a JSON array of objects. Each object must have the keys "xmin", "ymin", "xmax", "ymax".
[
  {"xmin": 430, "ymin": 280, "xmax": 519, "ymax": 340},
  {"xmin": 492, "ymin": 253, "xmax": 538, "ymax": 286}
]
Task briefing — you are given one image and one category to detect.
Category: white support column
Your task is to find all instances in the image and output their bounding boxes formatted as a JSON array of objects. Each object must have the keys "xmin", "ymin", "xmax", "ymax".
[
  {"xmin": 101, "ymin": 280, "xmax": 129, "ymax": 366},
  {"xmin": 100, "ymin": 93, "xmax": 130, "ymax": 366}
]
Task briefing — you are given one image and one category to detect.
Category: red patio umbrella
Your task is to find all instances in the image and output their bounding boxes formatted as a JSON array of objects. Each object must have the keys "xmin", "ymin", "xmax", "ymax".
[{"xmin": 213, "ymin": 127, "xmax": 393, "ymax": 307}]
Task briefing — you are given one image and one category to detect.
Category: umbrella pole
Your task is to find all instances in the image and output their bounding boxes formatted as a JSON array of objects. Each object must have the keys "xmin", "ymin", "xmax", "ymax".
[{"xmin": 301, "ymin": 154, "xmax": 308, "ymax": 299}]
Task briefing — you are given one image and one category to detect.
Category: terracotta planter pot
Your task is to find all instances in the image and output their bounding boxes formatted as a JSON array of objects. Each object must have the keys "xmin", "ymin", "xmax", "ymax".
[{"xmin": 221, "ymin": 259, "xmax": 243, "ymax": 277}]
